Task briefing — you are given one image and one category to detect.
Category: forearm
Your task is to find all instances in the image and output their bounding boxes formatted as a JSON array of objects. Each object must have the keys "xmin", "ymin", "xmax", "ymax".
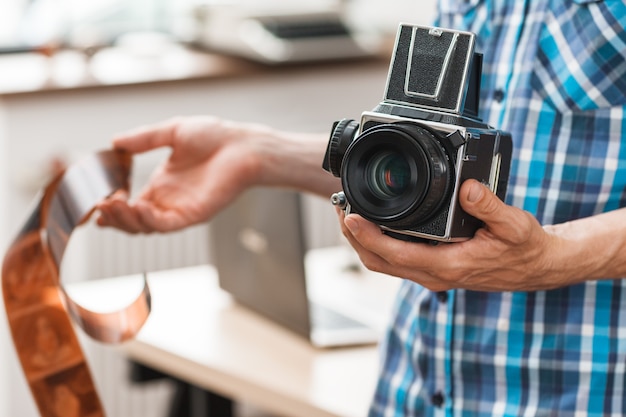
[
  {"xmin": 252, "ymin": 127, "xmax": 341, "ymax": 198},
  {"xmin": 547, "ymin": 207, "xmax": 626, "ymax": 283}
]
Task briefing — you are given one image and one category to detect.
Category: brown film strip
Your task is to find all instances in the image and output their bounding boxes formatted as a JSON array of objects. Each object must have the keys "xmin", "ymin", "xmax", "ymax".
[{"xmin": 2, "ymin": 150, "xmax": 151, "ymax": 417}]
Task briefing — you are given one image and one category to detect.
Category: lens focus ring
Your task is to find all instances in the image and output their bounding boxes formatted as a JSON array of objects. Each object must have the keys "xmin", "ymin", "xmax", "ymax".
[{"xmin": 327, "ymin": 119, "xmax": 360, "ymax": 177}]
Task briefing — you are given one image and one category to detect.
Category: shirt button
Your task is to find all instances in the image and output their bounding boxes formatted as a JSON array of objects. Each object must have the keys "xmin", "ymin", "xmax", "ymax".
[
  {"xmin": 493, "ymin": 89, "xmax": 505, "ymax": 103},
  {"xmin": 431, "ymin": 391, "xmax": 445, "ymax": 407},
  {"xmin": 436, "ymin": 291, "xmax": 448, "ymax": 303}
]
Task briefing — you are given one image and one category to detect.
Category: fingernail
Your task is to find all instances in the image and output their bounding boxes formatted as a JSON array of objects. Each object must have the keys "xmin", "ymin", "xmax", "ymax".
[
  {"xmin": 467, "ymin": 182, "xmax": 484, "ymax": 203},
  {"xmin": 344, "ymin": 216, "xmax": 359, "ymax": 234}
]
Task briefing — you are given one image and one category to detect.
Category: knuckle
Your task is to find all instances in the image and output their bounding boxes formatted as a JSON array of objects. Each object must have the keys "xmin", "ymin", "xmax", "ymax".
[
  {"xmin": 437, "ymin": 269, "xmax": 458, "ymax": 283},
  {"xmin": 167, "ymin": 115, "xmax": 185, "ymax": 126},
  {"xmin": 359, "ymin": 254, "xmax": 385, "ymax": 274},
  {"xmin": 386, "ymin": 250, "xmax": 413, "ymax": 268},
  {"xmin": 169, "ymin": 118, "xmax": 185, "ymax": 139},
  {"xmin": 507, "ymin": 211, "xmax": 536, "ymax": 244},
  {"xmin": 481, "ymin": 193, "xmax": 502, "ymax": 216}
]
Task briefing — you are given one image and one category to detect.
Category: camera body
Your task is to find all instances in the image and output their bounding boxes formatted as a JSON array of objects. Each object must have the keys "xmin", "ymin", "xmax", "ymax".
[{"xmin": 323, "ymin": 24, "xmax": 513, "ymax": 242}]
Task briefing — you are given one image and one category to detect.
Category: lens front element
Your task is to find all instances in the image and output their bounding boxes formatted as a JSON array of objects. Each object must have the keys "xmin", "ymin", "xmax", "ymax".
[
  {"xmin": 368, "ymin": 151, "xmax": 411, "ymax": 198},
  {"xmin": 341, "ymin": 123, "xmax": 453, "ymax": 228}
]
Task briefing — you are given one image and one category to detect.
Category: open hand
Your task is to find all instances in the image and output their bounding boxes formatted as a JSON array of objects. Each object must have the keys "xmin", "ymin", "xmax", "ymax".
[{"xmin": 97, "ymin": 116, "xmax": 262, "ymax": 233}]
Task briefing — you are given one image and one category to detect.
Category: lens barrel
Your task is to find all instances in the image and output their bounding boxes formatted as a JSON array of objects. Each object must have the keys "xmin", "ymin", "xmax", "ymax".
[
  {"xmin": 341, "ymin": 123, "xmax": 453, "ymax": 228},
  {"xmin": 324, "ymin": 119, "xmax": 360, "ymax": 177}
]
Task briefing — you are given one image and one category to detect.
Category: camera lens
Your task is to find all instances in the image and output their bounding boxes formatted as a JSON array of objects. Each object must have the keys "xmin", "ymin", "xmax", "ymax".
[
  {"xmin": 367, "ymin": 151, "xmax": 411, "ymax": 198},
  {"xmin": 341, "ymin": 123, "xmax": 453, "ymax": 228}
]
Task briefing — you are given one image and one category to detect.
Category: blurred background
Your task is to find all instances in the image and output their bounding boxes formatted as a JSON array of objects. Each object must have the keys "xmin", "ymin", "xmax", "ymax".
[
  {"xmin": 0, "ymin": 0, "xmax": 432, "ymax": 51},
  {"xmin": 0, "ymin": 1, "xmax": 436, "ymax": 416}
]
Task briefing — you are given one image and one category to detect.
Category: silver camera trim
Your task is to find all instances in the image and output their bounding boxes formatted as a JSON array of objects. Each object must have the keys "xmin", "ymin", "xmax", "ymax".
[
  {"xmin": 405, "ymin": 30, "xmax": 459, "ymax": 101},
  {"xmin": 358, "ymin": 111, "xmax": 469, "ymax": 242}
]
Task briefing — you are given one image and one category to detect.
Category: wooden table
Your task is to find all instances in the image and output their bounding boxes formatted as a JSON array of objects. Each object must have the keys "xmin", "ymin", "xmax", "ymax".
[{"xmin": 66, "ymin": 263, "xmax": 396, "ymax": 417}]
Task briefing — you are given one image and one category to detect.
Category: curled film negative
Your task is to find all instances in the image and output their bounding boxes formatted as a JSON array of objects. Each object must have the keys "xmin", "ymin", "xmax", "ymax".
[{"xmin": 2, "ymin": 149, "xmax": 151, "ymax": 417}]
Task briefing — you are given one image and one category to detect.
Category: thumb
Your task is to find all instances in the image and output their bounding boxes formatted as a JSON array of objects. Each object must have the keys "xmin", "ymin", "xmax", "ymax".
[
  {"xmin": 459, "ymin": 179, "xmax": 513, "ymax": 233},
  {"xmin": 460, "ymin": 179, "xmax": 542, "ymax": 247}
]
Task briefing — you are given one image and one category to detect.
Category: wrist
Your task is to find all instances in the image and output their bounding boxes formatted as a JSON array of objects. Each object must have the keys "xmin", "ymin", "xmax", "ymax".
[{"xmin": 545, "ymin": 209, "xmax": 626, "ymax": 284}]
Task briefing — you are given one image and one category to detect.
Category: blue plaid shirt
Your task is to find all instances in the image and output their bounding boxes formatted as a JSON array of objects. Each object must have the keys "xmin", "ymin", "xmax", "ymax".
[{"xmin": 370, "ymin": 1, "xmax": 626, "ymax": 416}]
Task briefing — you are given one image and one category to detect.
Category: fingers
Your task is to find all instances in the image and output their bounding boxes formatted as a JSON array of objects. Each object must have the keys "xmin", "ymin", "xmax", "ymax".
[
  {"xmin": 133, "ymin": 200, "xmax": 191, "ymax": 232},
  {"xmin": 111, "ymin": 118, "xmax": 180, "ymax": 154},
  {"xmin": 339, "ymin": 213, "xmax": 454, "ymax": 290},
  {"xmin": 97, "ymin": 190, "xmax": 153, "ymax": 233},
  {"xmin": 98, "ymin": 189, "xmax": 195, "ymax": 233},
  {"xmin": 97, "ymin": 198, "xmax": 149, "ymax": 234},
  {"xmin": 340, "ymin": 213, "xmax": 430, "ymax": 271},
  {"xmin": 341, "ymin": 214, "xmax": 388, "ymax": 264}
]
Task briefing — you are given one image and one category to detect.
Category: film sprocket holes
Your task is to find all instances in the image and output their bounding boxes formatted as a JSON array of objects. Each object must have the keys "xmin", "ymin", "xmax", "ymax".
[{"xmin": 323, "ymin": 24, "xmax": 513, "ymax": 242}]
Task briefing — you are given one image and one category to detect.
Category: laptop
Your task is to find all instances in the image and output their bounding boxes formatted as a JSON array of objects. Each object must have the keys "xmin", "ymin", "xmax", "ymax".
[{"xmin": 210, "ymin": 187, "xmax": 381, "ymax": 348}]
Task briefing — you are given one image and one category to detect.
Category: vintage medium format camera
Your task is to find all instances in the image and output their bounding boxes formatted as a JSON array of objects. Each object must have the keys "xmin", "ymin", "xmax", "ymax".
[{"xmin": 322, "ymin": 24, "xmax": 513, "ymax": 242}]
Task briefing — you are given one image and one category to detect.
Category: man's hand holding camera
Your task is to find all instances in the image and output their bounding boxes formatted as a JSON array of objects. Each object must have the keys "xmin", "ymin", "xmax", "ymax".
[
  {"xmin": 338, "ymin": 179, "xmax": 556, "ymax": 292},
  {"xmin": 339, "ymin": 178, "xmax": 626, "ymax": 293}
]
